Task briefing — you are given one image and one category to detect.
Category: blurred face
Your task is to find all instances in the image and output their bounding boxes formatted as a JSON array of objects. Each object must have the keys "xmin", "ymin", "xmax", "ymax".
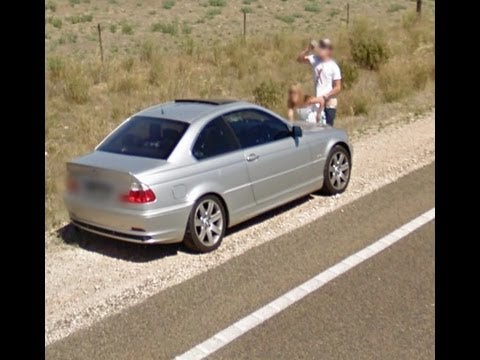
[
  {"xmin": 316, "ymin": 46, "xmax": 330, "ymax": 60},
  {"xmin": 288, "ymin": 89, "xmax": 301, "ymax": 104}
]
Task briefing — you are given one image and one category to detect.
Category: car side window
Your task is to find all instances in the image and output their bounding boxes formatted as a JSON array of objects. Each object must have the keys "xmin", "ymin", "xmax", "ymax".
[
  {"xmin": 223, "ymin": 110, "xmax": 291, "ymax": 149},
  {"xmin": 192, "ymin": 117, "xmax": 240, "ymax": 160}
]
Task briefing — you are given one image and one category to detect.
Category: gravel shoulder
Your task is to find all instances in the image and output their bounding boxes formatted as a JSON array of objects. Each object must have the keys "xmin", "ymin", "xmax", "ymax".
[{"xmin": 45, "ymin": 112, "xmax": 435, "ymax": 346}]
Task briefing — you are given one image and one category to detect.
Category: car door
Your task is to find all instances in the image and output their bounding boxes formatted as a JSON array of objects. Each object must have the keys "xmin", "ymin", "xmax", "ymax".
[
  {"xmin": 190, "ymin": 116, "xmax": 257, "ymax": 223},
  {"xmin": 223, "ymin": 109, "xmax": 314, "ymax": 207}
]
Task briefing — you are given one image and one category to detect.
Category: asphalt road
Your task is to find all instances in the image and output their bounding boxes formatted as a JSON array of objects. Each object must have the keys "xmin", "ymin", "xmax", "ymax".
[{"xmin": 46, "ymin": 162, "xmax": 434, "ymax": 360}]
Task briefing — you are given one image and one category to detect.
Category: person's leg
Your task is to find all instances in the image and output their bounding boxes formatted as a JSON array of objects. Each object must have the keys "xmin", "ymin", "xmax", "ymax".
[{"xmin": 325, "ymin": 108, "xmax": 337, "ymax": 126}]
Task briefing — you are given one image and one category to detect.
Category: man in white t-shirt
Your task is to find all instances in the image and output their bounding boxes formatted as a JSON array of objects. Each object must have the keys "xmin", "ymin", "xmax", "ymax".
[{"xmin": 296, "ymin": 38, "xmax": 342, "ymax": 126}]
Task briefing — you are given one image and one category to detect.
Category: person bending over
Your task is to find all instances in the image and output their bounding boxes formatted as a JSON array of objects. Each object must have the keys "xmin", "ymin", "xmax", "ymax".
[{"xmin": 287, "ymin": 84, "xmax": 325, "ymax": 124}]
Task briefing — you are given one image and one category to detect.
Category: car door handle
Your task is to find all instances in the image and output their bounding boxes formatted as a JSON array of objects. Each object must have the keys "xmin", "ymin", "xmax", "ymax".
[{"xmin": 246, "ymin": 153, "xmax": 259, "ymax": 162}]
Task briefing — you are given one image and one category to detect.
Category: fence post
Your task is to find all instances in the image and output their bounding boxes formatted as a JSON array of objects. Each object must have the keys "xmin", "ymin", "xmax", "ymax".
[
  {"xmin": 97, "ymin": 23, "xmax": 104, "ymax": 64},
  {"xmin": 346, "ymin": 3, "xmax": 350, "ymax": 27},
  {"xmin": 242, "ymin": 10, "xmax": 247, "ymax": 43},
  {"xmin": 416, "ymin": 0, "xmax": 422, "ymax": 16}
]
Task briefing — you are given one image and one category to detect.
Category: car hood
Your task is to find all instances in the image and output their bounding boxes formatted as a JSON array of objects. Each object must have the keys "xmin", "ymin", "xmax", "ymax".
[{"xmin": 69, "ymin": 151, "xmax": 168, "ymax": 175}]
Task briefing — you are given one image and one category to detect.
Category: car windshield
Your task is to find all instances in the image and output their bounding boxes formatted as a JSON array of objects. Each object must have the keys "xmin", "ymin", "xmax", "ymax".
[{"xmin": 98, "ymin": 116, "xmax": 189, "ymax": 160}]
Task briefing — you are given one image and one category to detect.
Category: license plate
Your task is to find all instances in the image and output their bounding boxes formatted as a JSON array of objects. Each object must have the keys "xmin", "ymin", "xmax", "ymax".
[{"xmin": 84, "ymin": 180, "xmax": 112, "ymax": 198}]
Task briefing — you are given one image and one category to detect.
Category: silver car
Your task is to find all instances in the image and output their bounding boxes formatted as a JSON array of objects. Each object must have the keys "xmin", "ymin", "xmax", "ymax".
[{"xmin": 65, "ymin": 99, "xmax": 352, "ymax": 252}]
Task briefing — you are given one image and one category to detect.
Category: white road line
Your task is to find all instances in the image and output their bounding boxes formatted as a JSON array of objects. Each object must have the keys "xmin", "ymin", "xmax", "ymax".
[{"xmin": 175, "ymin": 208, "xmax": 435, "ymax": 360}]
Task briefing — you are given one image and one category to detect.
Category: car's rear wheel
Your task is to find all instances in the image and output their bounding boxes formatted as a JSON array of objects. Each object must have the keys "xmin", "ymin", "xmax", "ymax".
[
  {"xmin": 321, "ymin": 145, "xmax": 351, "ymax": 195},
  {"xmin": 184, "ymin": 195, "xmax": 227, "ymax": 253}
]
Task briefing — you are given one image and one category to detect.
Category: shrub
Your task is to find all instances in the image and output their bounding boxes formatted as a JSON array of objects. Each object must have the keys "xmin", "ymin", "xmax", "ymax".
[
  {"xmin": 387, "ymin": 4, "xmax": 407, "ymax": 13},
  {"xmin": 110, "ymin": 24, "xmax": 117, "ymax": 33},
  {"xmin": 148, "ymin": 62, "xmax": 164, "ymax": 85},
  {"xmin": 46, "ymin": 1, "xmax": 56, "ymax": 12},
  {"xmin": 140, "ymin": 40, "xmax": 155, "ymax": 62},
  {"xmin": 68, "ymin": 14, "xmax": 93, "ymax": 24},
  {"xmin": 305, "ymin": 3, "xmax": 321, "ymax": 13},
  {"xmin": 209, "ymin": 0, "xmax": 226, "ymax": 6},
  {"xmin": 109, "ymin": 75, "xmax": 139, "ymax": 94},
  {"xmin": 253, "ymin": 81, "xmax": 282, "ymax": 108},
  {"xmin": 121, "ymin": 57, "xmax": 135, "ymax": 72},
  {"xmin": 69, "ymin": 0, "xmax": 80, "ymax": 6},
  {"xmin": 122, "ymin": 23, "xmax": 134, "ymax": 35},
  {"xmin": 151, "ymin": 21, "xmax": 178, "ymax": 35},
  {"xmin": 182, "ymin": 22, "xmax": 192, "ymax": 35},
  {"xmin": 206, "ymin": 8, "xmax": 221, "ymax": 19},
  {"xmin": 275, "ymin": 15, "xmax": 295, "ymax": 24},
  {"xmin": 349, "ymin": 20, "xmax": 390, "ymax": 70},
  {"xmin": 50, "ymin": 17, "xmax": 62, "ymax": 29},
  {"xmin": 63, "ymin": 66, "xmax": 90, "ymax": 104},
  {"xmin": 329, "ymin": 9, "xmax": 340, "ymax": 18},
  {"xmin": 241, "ymin": 6, "xmax": 254, "ymax": 13},
  {"xmin": 47, "ymin": 56, "xmax": 64, "ymax": 81},
  {"xmin": 162, "ymin": 0, "xmax": 176, "ymax": 10},
  {"xmin": 337, "ymin": 60, "xmax": 359, "ymax": 89}
]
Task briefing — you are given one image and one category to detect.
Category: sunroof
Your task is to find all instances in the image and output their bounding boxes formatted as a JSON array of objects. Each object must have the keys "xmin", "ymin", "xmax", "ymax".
[{"xmin": 174, "ymin": 99, "xmax": 238, "ymax": 105}]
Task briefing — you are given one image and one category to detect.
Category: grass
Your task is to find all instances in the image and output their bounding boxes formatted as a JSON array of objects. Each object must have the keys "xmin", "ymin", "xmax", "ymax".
[
  {"xmin": 209, "ymin": 0, "xmax": 226, "ymax": 6},
  {"xmin": 50, "ymin": 17, "xmax": 62, "ymax": 29},
  {"xmin": 68, "ymin": 14, "xmax": 93, "ymax": 24},
  {"xmin": 387, "ymin": 3, "xmax": 407, "ymax": 13},
  {"xmin": 162, "ymin": 0, "xmax": 176, "ymax": 10},
  {"xmin": 305, "ymin": 2, "xmax": 321, "ymax": 13},
  {"xmin": 275, "ymin": 15, "xmax": 295, "ymax": 24},
  {"xmin": 45, "ymin": 1, "xmax": 435, "ymax": 241},
  {"xmin": 122, "ymin": 23, "xmax": 134, "ymax": 35},
  {"xmin": 151, "ymin": 21, "xmax": 178, "ymax": 35},
  {"xmin": 46, "ymin": 1, "xmax": 56, "ymax": 12}
]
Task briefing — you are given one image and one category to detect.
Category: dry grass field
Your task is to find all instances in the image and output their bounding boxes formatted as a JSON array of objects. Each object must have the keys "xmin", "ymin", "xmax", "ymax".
[{"xmin": 45, "ymin": 0, "xmax": 435, "ymax": 238}]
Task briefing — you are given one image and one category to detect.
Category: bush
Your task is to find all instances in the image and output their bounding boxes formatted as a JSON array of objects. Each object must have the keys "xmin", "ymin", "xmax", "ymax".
[
  {"xmin": 68, "ymin": 14, "xmax": 93, "ymax": 24},
  {"xmin": 349, "ymin": 20, "xmax": 390, "ymax": 70},
  {"xmin": 305, "ymin": 3, "xmax": 321, "ymax": 13},
  {"xmin": 253, "ymin": 81, "xmax": 282, "ymax": 108},
  {"xmin": 46, "ymin": 1, "xmax": 56, "ymax": 12},
  {"xmin": 140, "ymin": 40, "xmax": 155, "ymax": 62},
  {"xmin": 122, "ymin": 23, "xmax": 134, "ymax": 35},
  {"xmin": 50, "ymin": 17, "xmax": 62, "ymax": 29},
  {"xmin": 337, "ymin": 60, "xmax": 359, "ymax": 90},
  {"xmin": 47, "ymin": 56, "xmax": 64, "ymax": 81},
  {"xmin": 241, "ymin": 6, "xmax": 254, "ymax": 13},
  {"xmin": 209, "ymin": 0, "xmax": 226, "ymax": 6},
  {"xmin": 182, "ymin": 22, "xmax": 192, "ymax": 35},
  {"xmin": 109, "ymin": 24, "xmax": 117, "ymax": 33},
  {"xmin": 63, "ymin": 66, "xmax": 90, "ymax": 104},
  {"xmin": 151, "ymin": 21, "xmax": 178, "ymax": 35},
  {"xmin": 206, "ymin": 8, "xmax": 221, "ymax": 19},
  {"xmin": 387, "ymin": 4, "xmax": 407, "ymax": 13},
  {"xmin": 275, "ymin": 15, "xmax": 295, "ymax": 24},
  {"xmin": 162, "ymin": 0, "xmax": 175, "ymax": 10}
]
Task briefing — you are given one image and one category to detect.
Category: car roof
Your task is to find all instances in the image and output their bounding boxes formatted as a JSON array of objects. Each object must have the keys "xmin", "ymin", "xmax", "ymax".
[{"xmin": 134, "ymin": 99, "xmax": 247, "ymax": 123}]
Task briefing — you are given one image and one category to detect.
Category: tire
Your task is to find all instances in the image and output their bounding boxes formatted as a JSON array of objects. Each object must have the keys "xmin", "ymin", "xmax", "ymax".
[
  {"xmin": 183, "ymin": 195, "xmax": 227, "ymax": 253},
  {"xmin": 321, "ymin": 145, "xmax": 352, "ymax": 195}
]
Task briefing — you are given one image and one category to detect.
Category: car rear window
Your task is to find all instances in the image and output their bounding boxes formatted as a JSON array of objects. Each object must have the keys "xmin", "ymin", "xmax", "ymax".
[{"xmin": 98, "ymin": 116, "xmax": 189, "ymax": 160}]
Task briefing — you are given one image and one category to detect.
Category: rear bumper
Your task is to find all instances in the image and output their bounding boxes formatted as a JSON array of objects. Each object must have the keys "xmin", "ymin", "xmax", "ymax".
[{"xmin": 65, "ymin": 196, "xmax": 193, "ymax": 244}]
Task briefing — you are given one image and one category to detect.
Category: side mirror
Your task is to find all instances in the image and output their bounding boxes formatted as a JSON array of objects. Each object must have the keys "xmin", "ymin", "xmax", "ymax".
[{"xmin": 292, "ymin": 125, "xmax": 303, "ymax": 138}]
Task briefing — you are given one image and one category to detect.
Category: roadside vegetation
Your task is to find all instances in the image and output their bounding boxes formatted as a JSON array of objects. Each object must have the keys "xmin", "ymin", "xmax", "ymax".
[{"xmin": 46, "ymin": 0, "xmax": 434, "ymax": 238}]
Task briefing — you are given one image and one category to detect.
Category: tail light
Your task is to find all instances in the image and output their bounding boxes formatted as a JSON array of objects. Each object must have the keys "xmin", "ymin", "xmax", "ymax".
[
  {"xmin": 121, "ymin": 182, "xmax": 156, "ymax": 204},
  {"xmin": 66, "ymin": 176, "xmax": 79, "ymax": 193}
]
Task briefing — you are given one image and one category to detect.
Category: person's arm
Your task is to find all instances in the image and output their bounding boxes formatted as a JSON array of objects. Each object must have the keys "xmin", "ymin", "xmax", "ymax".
[
  {"xmin": 322, "ymin": 79, "xmax": 342, "ymax": 101},
  {"xmin": 304, "ymin": 96, "xmax": 325, "ymax": 108},
  {"xmin": 296, "ymin": 45, "xmax": 314, "ymax": 64},
  {"xmin": 287, "ymin": 108, "xmax": 295, "ymax": 122}
]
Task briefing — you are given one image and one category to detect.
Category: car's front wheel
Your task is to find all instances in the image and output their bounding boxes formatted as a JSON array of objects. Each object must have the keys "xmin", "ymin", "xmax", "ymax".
[
  {"xmin": 321, "ymin": 145, "xmax": 352, "ymax": 195},
  {"xmin": 184, "ymin": 195, "xmax": 227, "ymax": 253}
]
